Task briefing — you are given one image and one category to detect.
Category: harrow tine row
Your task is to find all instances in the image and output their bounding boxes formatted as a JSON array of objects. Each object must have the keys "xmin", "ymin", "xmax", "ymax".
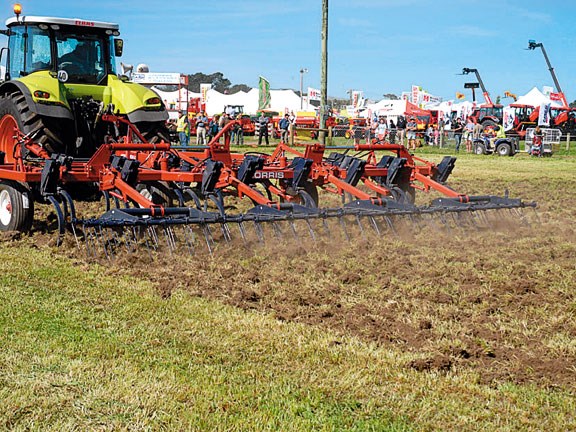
[{"xmin": 71, "ymin": 197, "xmax": 536, "ymax": 260}]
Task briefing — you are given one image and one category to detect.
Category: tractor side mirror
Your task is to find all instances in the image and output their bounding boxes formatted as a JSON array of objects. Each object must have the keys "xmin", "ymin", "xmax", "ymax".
[{"xmin": 114, "ymin": 39, "xmax": 123, "ymax": 57}]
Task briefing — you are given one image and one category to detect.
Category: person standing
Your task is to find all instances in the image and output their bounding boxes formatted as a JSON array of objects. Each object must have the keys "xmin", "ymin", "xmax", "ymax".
[
  {"xmin": 279, "ymin": 113, "xmax": 291, "ymax": 144},
  {"xmin": 453, "ymin": 117, "xmax": 463, "ymax": 152},
  {"xmin": 234, "ymin": 120, "xmax": 244, "ymax": 145},
  {"xmin": 396, "ymin": 115, "xmax": 406, "ymax": 146},
  {"xmin": 195, "ymin": 111, "xmax": 208, "ymax": 145},
  {"xmin": 375, "ymin": 117, "xmax": 388, "ymax": 141},
  {"xmin": 176, "ymin": 111, "xmax": 190, "ymax": 147},
  {"xmin": 464, "ymin": 117, "xmax": 474, "ymax": 152},
  {"xmin": 388, "ymin": 119, "xmax": 396, "ymax": 144},
  {"xmin": 257, "ymin": 112, "xmax": 270, "ymax": 145},
  {"xmin": 406, "ymin": 117, "xmax": 418, "ymax": 150},
  {"xmin": 473, "ymin": 120, "xmax": 483, "ymax": 140}
]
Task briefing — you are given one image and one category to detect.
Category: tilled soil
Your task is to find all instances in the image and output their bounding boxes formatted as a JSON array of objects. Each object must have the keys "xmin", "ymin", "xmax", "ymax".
[{"xmin": 9, "ymin": 183, "xmax": 576, "ymax": 389}]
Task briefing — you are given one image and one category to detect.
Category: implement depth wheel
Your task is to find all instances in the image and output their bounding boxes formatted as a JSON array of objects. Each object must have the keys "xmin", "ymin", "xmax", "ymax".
[
  {"xmin": 296, "ymin": 181, "xmax": 319, "ymax": 208},
  {"xmin": 0, "ymin": 181, "xmax": 34, "ymax": 232}
]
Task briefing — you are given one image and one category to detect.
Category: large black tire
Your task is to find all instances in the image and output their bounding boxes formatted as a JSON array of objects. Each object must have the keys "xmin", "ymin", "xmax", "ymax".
[
  {"xmin": 135, "ymin": 121, "xmax": 171, "ymax": 144},
  {"xmin": 0, "ymin": 181, "xmax": 34, "ymax": 232},
  {"xmin": 0, "ymin": 92, "xmax": 66, "ymax": 157},
  {"xmin": 136, "ymin": 181, "xmax": 175, "ymax": 207}
]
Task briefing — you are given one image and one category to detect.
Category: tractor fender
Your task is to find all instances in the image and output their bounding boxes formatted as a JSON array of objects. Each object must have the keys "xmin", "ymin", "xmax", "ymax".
[{"xmin": 0, "ymin": 80, "xmax": 73, "ymax": 120}]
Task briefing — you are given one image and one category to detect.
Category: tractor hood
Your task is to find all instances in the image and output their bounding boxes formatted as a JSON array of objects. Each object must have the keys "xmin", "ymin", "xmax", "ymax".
[{"xmin": 9, "ymin": 72, "xmax": 167, "ymax": 123}]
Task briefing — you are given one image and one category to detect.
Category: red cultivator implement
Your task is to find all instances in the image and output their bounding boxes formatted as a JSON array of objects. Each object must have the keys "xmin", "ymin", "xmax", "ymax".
[{"xmin": 0, "ymin": 115, "xmax": 536, "ymax": 258}]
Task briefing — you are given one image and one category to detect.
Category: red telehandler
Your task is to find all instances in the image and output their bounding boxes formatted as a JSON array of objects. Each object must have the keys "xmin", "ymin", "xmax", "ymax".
[
  {"xmin": 460, "ymin": 68, "xmax": 503, "ymax": 128},
  {"xmin": 526, "ymin": 40, "xmax": 576, "ymax": 134}
]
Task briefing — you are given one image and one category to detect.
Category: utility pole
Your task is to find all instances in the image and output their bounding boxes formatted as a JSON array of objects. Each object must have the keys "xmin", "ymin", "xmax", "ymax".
[
  {"xmin": 299, "ymin": 68, "xmax": 308, "ymax": 110},
  {"xmin": 319, "ymin": 0, "xmax": 328, "ymax": 144}
]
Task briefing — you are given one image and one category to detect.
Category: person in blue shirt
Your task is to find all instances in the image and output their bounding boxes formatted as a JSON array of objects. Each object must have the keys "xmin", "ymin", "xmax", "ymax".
[{"xmin": 278, "ymin": 114, "xmax": 291, "ymax": 144}]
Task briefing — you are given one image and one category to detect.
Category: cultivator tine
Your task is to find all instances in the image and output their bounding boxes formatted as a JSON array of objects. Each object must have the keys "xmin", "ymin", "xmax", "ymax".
[
  {"xmin": 147, "ymin": 226, "xmax": 160, "ymax": 251},
  {"xmin": 163, "ymin": 225, "xmax": 177, "ymax": 253},
  {"xmin": 339, "ymin": 216, "xmax": 350, "ymax": 241},
  {"xmin": 237, "ymin": 221, "xmax": 248, "ymax": 244},
  {"xmin": 305, "ymin": 218, "xmax": 316, "ymax": 240},
  {"xmin": 355, "ymin": 215, "xmax": 366, "ymax": 240},
  {"xmin": 383, "ymin": 215, "xmax": 398, "ymax": 236},
  {"xmin": 202, "ymin": 224, "xmax": 214, "ymax": 255},
  {"xmin": 221, "ymin": 222, "xmax": 233, "ymax": 243},
  {"xmin": 253, "ymin": 222, "xmax": 265, "ymax": 243},
  {"xmin": 321, "ymin": 217, "xmax": 332, "ymax": 239},
  {"xmin": 288, "ymin": 220, "xmax": 299, "ymax": 240},
  {"xmin": 368, "ymin": 216, "xmax": 381, "ymax": 236},
  {"xmin": 182, "ymin": 225, "xmax": 197, "ymax": 256},
  {"xmin": 271, "ymin": 221, "xmax": 284, "ymax": 239}
]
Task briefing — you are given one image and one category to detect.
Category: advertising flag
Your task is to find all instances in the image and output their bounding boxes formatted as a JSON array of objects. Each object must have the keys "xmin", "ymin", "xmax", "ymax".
[
  {"xmin": 200, "ymin": 83, "xmax": 211, "ymax": 104},
  {"xmin": 352, "ymin": 91, "xmax": 363, "ymax": 108},
  {"xmin": 258, "ymin": 76, "xmax": 271, "ymax": 111},
  {"xmin": 538, "ymin": 102, "xmax": 551, "ymax": 126},
  {"xmin": 503, "ymin": 106, "xmax": 516, "ymax": 131}
]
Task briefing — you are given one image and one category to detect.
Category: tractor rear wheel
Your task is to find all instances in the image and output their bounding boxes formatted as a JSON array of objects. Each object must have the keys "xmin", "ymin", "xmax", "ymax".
[
  {"xmin": 135, "ymin": 121, "xmax": 171, "ymax": 144},
  {"xmin": 0, "ymin": 181, "xmax": 34, "ymax": 232},
  {"xmin": 0, "ymin": 92, "xmax": 65, "ymax": 160}
]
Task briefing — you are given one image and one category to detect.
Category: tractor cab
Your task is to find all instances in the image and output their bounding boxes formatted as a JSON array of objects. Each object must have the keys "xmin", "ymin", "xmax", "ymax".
[
  {"xmin": 0, "ymin": 5, "xmax": 167, "ymax": 159},
  {"xmin": 2, "ymin": 14, "xmax": 122, "ymax": 85}
]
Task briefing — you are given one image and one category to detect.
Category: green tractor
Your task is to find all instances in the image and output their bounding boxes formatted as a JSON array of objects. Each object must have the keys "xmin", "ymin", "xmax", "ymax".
[{"xmin": 0, "ymin": 6, "xmax": 169, "ymax": 163}]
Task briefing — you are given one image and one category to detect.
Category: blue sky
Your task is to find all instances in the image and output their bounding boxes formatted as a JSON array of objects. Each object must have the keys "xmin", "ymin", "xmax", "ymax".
[{"xmin": 3, "ymin": 1, "xmax": 576, "ymax": 103}]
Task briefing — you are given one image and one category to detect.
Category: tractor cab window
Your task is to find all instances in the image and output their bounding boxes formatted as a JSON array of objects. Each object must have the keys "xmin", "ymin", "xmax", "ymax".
[
  {"xmin": 7, "ymin": 25, "xmax": 52, "ymax": 78},
  {"xmin": 7, "ymin": 25, "xmax": 25, "ymax": 79},
  {"xmin": 55, "ymin": 34, "xmax": 106, "ymax": 84},
  {"xmin": 27, "ymin": 26, "xmax": 52, "ymax": 73}
]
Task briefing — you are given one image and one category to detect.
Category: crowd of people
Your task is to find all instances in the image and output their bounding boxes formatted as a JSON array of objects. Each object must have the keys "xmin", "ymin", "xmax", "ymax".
[{"xmin": 167, "ymin": 110, "xmax": 523, "ymax": 154}]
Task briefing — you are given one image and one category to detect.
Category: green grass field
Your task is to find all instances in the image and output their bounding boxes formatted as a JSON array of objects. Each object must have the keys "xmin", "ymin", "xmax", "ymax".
[{"xmin": 1, "ymin": 150, "xmax": 575, "ymax": 430}]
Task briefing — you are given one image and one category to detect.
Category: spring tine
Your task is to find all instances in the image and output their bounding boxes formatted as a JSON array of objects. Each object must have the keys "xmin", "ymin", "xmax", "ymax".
[
  {"xmin": 104, "ymin": 228, "xmax": 117, "ymax": 260},
  {"xmin": 162, "ymin": 226, "xmax": 175, "ymax": 253},
  {"xmin": 368, "ymin": 216, "xmax": 381, "ymax": 236},
  {"xmin": 128, "ymin": 227, "xmax": 140, "ymax": 253},
  {"xmin": 202, "ymin": 224, "xmax": 214, "ymax": 256},
  {"xmin": 253, "ymin": 222, "xmax": 265, "ymax": 243},
  {"xmin": 147, "ymin": 226, "xmax": 160, "ymax": 250},
  {"xmin": 221, "ymin": 223, "xmax": 232, "ymax": 243},
  {"xmin": 237, "ymin": 221, "xmax": 248, "ymax": 244},
  {"xmin": 383, "ymin": 215, "xmax": 398, "ymax": 237},
  {"xmin": 271, "ymin": 221, "xmax": 283, "ymax": 239},
  {"xmin": 321, "ymin": 217, "xmax": 331, "ymax": 239},
  {"xmin": 355, "ymin": 215, "xmax": 366, "ymax": 240},
  {"xmin": 288, "ymin": 220, "xmax": 299, "ymax": 240},
  {"xmin": 305, "ymin": 218, "xmax": 316, "ymax": 241},
  {"xmin": 96, "ymin": 226, "xmax": 111, "ymax": 260},
  {"xmin": 183, "ymin": 225, "xmax": 196, "ymax": 255},
  {"xmin": 339, "ymin": 216, "xmax": 350, "ymax": 241},
  {"xmin": 82, "ymin": 226, "xmax": 95, "ymax": 258}
]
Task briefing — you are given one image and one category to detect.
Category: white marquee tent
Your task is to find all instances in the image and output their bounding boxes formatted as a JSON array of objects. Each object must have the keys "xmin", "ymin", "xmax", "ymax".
[{"xmin": 151, "ymin": 87, "xmax": 304, "ymax": 116}]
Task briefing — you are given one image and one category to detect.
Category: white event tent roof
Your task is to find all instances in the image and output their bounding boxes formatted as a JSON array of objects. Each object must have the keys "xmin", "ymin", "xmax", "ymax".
[{"xmin": 152, "ymin": 87, "xmax": 304, "ymax": 116}]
